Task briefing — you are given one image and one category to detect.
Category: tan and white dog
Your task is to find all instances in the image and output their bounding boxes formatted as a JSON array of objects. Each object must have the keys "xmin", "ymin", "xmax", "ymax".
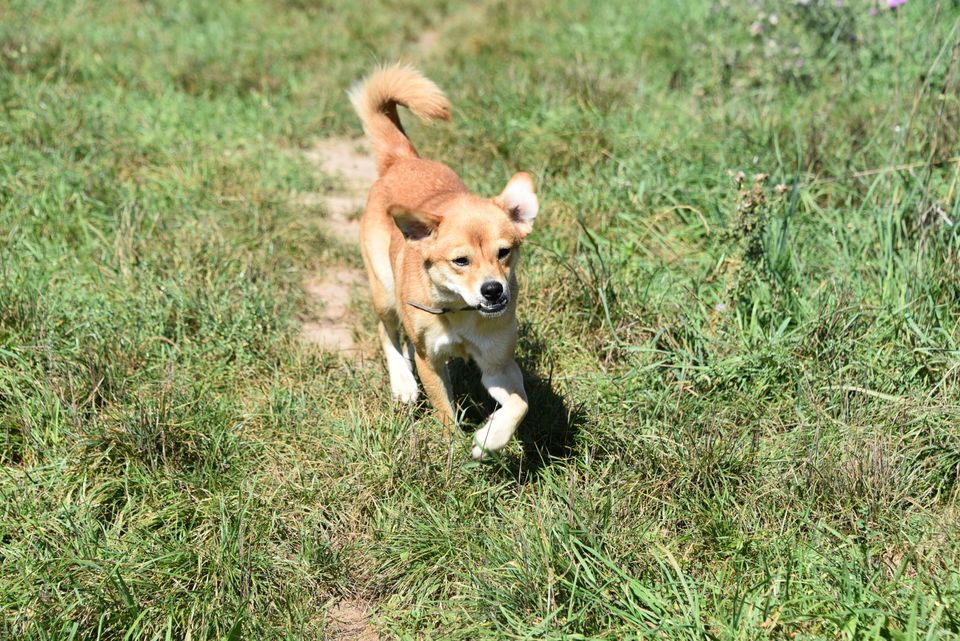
[{"xmin": 349, "ymin": 64, "xmax": 538, "ymax": 459}]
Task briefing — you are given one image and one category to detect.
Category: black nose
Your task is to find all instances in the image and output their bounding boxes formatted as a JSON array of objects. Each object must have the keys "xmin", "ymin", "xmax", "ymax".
[{"xmin": 480, "ymin": 281, "xmax": 504, "ymax": 302}]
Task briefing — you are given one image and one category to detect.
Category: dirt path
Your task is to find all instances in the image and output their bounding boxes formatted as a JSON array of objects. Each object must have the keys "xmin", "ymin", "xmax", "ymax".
[
  {"xmin": 326, "ymin": 600, "xmax": 379, "ymax": 641},
  {"xmin": 298, "ymin": 136, "xmax": 382, "ymax": 632},
  {"xmin": 297, "ymin": 137, "xmax": 376, "ymax": 354},
  {"xmin": 301, "ymin": 137, "xmax": 378, "ymax": 244},
  {"xmin": 296, "ymin": 5, "xmax": 493, "ymax": 636}
]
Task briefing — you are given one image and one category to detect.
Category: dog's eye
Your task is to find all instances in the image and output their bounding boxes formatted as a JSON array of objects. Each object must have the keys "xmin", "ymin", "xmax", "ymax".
[
  {"xmin": 452, "ymin": 256, "xmax": 470, "ymax": 267},
  {"xmin": 497, "ymin": 247, "xmax": 511, "ymax": 260}
]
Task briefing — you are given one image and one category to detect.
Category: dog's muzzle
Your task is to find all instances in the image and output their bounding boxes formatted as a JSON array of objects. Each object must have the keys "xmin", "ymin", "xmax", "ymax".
[
  {"xmin": 478, "ymin": 296, "xmax": 509, "ymax": 316},
  {"xmin": 478, "ymin": 280, "xmax": 509, "ymax": 316}
]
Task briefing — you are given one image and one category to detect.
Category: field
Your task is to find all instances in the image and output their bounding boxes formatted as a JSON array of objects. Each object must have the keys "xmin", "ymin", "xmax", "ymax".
[{"xmin": 2, "ymin": 0, "xmax": 960, "ymax": 638}]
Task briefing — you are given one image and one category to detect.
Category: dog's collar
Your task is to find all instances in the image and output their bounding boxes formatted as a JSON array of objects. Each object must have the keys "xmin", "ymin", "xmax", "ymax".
[{"xmin": 405, "ymin": 300, "xmax": 477, "ymax": 315}]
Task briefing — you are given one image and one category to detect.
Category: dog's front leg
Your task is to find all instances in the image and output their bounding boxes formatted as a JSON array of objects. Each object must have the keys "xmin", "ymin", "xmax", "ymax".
[
  {"xmin": 472, "ymin": 361, "xmax": 528, "ymax": 460},
  {"xmin": 414, "ymin": 352, "xmax": 456, "ymax": 427}
]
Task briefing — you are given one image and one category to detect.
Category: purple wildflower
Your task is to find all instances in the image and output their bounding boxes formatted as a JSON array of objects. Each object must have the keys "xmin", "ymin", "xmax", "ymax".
[{"xmin": 888, "ymin": 0, "xmax": 907, "ymax": 8}]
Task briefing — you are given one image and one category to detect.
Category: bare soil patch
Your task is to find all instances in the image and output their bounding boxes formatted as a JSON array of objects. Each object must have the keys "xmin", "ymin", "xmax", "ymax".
[
  {"xmin": 300, "ymin": 266, "xmax": 366, "ymax": 353},
  {"xmin": 298, "ymin": 137, "xmax": 376, "ymax": 354},
  {"xmin": 415, "ymin": 29, "xmax": 439, "ymax": 55},
  {"xmin": 327, "ymin": 599, "xmax": 379, "ymax": 641},
  {"xmin": 412, "ymin": 2, "xmax": 494, "ymax": 59},
  {"xmin": 303, "ymin": 137, "xmax": 378, "ymax": 190}
]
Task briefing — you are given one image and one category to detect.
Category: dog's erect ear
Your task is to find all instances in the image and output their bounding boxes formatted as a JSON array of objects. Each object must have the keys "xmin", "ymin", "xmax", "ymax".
[
  {"xmin": 389, "ymin": 206, "xmax": 441, "ymax": 241},
  {"xmin": 494, "ymin": 172, "xmax": 539, "ymax": 238}
]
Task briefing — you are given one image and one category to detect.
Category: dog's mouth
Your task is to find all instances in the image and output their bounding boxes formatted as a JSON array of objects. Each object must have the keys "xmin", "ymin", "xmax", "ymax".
[{"xmin": 477, "ymin": 297, "xmax": 509, "ymax": 316}]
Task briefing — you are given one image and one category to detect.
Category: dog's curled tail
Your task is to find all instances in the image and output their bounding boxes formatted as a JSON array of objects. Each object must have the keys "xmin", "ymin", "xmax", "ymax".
[{"xmin": 349, "ymin": 63, "xmax": 451, "ymax": 177}]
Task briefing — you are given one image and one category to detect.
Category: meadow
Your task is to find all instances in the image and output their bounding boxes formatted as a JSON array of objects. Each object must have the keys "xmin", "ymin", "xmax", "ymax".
[{"xmin": 1, "ymin": 0, "xmax": 959, "ymax": 638}]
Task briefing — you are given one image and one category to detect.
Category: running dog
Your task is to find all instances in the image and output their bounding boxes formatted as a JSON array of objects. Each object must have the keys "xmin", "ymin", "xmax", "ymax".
[{"xmin": 350, "ymin": 64, "xmax": 538, "ymax": 459}]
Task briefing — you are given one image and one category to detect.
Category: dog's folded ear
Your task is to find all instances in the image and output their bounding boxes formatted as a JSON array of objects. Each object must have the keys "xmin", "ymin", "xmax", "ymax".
[
  {"xmin": 389, "ymin": 206, "xmax": 441, "ymax": 241},
  {"xmin": 494, "ymin": 172, "xmax": 539, "ymax": 238}
]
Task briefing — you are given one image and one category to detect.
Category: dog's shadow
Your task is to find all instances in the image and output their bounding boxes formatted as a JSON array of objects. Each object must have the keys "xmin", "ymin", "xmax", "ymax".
[{"xmin": 447, "ymin": 329, "xmax": 582, "ymax": 481}]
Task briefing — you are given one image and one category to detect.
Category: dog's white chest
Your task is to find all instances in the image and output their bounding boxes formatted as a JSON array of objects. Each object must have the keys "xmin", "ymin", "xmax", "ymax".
[
  {"xmin": 428, "ymin": 328, "xmax": 467, "ymax": 360},
  {"xmin": 427, "ymin": 313, "xmax": 489, "ymax": 360},
  {"xmin": 426, "ymin": 314, "xmax": 509, "ymax": 366}
]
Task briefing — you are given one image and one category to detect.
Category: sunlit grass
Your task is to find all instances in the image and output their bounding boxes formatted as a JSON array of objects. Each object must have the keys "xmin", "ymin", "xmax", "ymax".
[{"xmin": 1, "ymin": 0, "xmax": 959, "ymax": 639}]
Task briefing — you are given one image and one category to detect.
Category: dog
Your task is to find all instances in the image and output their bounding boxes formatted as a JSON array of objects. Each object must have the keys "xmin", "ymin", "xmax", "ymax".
[{"xmin": 349, "ymin": 64, "xmax": 538, "ymax": 459}]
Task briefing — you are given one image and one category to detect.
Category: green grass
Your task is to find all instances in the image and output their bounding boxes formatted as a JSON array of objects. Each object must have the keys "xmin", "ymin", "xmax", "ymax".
[{"xmin": 2, "ymin": 0, "xmax": 960, "ymax": 638}]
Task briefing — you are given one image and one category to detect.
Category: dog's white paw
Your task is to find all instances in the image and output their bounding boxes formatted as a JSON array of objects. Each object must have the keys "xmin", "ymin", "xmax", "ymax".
[
  {"xmin": 390, "ymin": 371, "xmax": 419, "ymax": 404},
  {"xmin": 471, "ymin": 421, "xmax": 512, "ymax": 460}
]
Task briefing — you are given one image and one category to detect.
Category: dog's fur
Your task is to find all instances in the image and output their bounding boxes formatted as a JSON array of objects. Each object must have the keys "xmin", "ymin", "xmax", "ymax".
[{"xmin": 349, "ymin": 64, "xmax": 538, "ymax": 459}]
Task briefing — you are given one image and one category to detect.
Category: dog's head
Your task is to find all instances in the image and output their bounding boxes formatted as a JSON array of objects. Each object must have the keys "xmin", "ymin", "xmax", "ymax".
[{"xmin": 390, "ymin": 172, "xmax": 538, "ymax": 317}]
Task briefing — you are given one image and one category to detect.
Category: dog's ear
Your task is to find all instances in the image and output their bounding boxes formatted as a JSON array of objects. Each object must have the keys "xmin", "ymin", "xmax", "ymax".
[
  {"xmin": 389, "ymin": 206, "xmax": 441, "ymax": 241},
  {"xmin": 494, "ymin": 172, "xmax": 539, "ymax": 238}
]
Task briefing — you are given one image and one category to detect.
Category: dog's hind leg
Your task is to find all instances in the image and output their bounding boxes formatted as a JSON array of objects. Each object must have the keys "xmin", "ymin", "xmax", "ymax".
[
  {"xmin": 379, "ymin": 318, "xmax": 418, "ymax": 404},
  {"xmin": 360, "ymin": 212, "xmax": 417, "ymax": 404},
  {"xmin": 377, "ymin": 317, "xmax": 418, "ymax": 404}
]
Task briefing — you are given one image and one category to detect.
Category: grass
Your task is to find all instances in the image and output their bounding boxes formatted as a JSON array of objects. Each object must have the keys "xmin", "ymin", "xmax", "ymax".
[{"xmin": 2, "ymin": 0, "xmax": 959, "ymax": 638}]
